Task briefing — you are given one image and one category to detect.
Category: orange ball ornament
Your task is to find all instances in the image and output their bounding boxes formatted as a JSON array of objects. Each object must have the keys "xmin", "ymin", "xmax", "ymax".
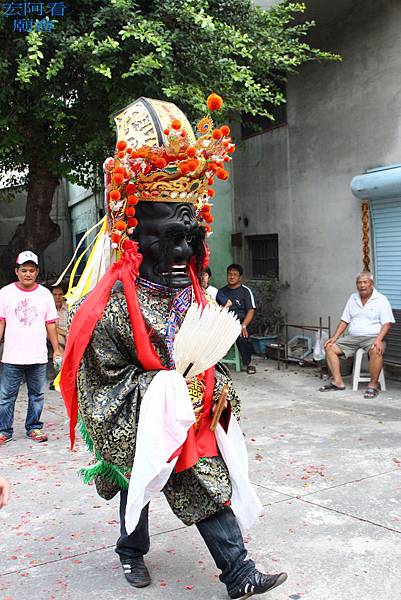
[
  {"xmin": 112, "ymin": 173, "xmax": 124, "ymax": 185},
  {"xmin": 116, "ymin": 140, "xmax": 127, "ymax": 151},
  {"xmin": 187, "ymin": 147, "xmax": 197, "ymax": 158},
  {"xmin": 128, "ymin": 217, "xmax": 138, "ymax": 228},
  {"xmin": 187, "ymin": 159, "xmax": 199, "ymax": 172},
  {"xmin": 179, "ymin": 163, "xmax": 190, "ymax": 175},
  {"xmin": 110, "ymin": 189, "xmax": 121, "ymax": 201},
  {"xmin": 216, "ymin": 169, "xmax": 229, "ymax": 180},
  {"xmin": 115, "ymin": 220, "xmax": 127, "ymax": 231},
  {"xmin": 207, "ymin": 93, "xmax": 223, "ymax": 111},
  {"xmin": 126, "ymin": 183, "xmax": 137, "ymax": 194},
  {"xmin": 156, "ymin": 157, "xmax": 167, "ymax": 169}
]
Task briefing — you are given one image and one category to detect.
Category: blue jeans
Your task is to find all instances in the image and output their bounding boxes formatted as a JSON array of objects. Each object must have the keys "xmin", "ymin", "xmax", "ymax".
[
  {"xmin": 116, "ymin": 491, "xmax": 255, "ymax": 592},
  {"xmin": 0, "ymin": 363, "xmax": 47, "ymax": 436}
]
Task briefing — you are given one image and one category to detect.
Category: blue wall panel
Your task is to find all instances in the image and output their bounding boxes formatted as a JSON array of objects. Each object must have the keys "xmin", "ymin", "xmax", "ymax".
[{"xmin": 370, "ymin": 197, "xmax": 401, "ymax": 309}]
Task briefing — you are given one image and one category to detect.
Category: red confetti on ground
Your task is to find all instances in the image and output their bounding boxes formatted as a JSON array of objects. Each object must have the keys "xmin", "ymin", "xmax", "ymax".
[{"xmin": 184, "ymin": 585, "xmax": 194, "ymax": 590}]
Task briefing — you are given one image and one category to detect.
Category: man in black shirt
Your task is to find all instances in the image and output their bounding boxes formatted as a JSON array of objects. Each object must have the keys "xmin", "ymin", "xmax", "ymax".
[{"xmin": 218, "ymin": 264, "xmax": 257, "ymax": 374}]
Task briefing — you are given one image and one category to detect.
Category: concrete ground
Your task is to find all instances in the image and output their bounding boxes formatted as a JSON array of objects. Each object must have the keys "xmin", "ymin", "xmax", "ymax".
[{"xmin": 1, "ymin": 357, "xmax": 401, "ymax": 600}]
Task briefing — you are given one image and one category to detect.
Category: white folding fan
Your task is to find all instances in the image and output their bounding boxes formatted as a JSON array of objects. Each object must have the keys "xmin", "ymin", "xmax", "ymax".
[{"xmin": 173, "ymin": 303, "xmax": 241, "ymax": 378}]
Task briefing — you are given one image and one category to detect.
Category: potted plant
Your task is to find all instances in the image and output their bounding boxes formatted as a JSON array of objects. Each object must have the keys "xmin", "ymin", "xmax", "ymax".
[{"xmin": 248, "ymin": 277, "xmax": 286, "ymax": 355}]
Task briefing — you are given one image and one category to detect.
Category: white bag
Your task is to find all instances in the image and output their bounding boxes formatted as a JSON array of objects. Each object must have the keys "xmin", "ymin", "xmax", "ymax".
[{"xmin": 313, "ymin": 330, "xmax": 329, "ymax": 361}]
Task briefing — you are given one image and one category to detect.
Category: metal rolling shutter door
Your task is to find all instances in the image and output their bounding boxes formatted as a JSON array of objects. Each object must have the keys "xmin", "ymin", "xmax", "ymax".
[{"xmin": 370, "ymin": 197, "xmax": 401, "ymax": 364}]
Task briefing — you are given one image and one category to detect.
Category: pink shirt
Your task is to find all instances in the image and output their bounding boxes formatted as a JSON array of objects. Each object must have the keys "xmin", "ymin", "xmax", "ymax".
[{"xmin": 0, "ymin": 283, "xmax": 58, "ymax": 364}]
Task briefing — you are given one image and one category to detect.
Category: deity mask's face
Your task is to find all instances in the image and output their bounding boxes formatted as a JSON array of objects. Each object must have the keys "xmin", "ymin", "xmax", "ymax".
[{"xmin": 133, "ymin": 202, "xmax": 206, "ymax": 288}]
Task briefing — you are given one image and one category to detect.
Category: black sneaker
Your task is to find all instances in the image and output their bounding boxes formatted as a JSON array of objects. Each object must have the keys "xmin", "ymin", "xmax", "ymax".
[
  {"xmin": 229, "ymin": 571, "xmax": 288, "ymax": 599},
  {"xmin": 120, "ymin": 556, "xmax": 151, "ymax": 588}
]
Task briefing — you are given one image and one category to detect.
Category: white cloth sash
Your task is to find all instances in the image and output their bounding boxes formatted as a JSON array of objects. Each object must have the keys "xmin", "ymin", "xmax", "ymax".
[
  {"xmin": 125, "ymin": 370, "xmax": 195, "ymax": 534},
  {"xmin": 125, "ymin": 370, "xmax": 262, "ymax": 534}
]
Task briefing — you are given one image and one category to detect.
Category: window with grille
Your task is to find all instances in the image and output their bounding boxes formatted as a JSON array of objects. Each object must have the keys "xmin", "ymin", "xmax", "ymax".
[{"xmin": 247, "ymin": 234, "xmax": 279, "ymax": 278}]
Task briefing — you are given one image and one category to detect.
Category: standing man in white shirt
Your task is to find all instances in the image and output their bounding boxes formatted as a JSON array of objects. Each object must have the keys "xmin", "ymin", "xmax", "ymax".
[
  {"xmin": 0, "ymin": 251, "xmax": 61, "ymax": 446},
  {"xmin": 320, "ymin": 271, "xmax": 394, "ymax": 398}
]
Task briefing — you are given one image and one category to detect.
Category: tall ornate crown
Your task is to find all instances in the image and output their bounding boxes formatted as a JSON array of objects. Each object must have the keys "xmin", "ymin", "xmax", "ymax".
[{"xmin": 104, "ymin": 94, "xmax": 235, "ymax": 251}]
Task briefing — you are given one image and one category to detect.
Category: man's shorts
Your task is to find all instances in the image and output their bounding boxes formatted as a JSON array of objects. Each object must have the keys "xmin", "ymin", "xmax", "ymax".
[{"xmin": 335, "ymin": 335, "xmax": 384, "ymax": 359}]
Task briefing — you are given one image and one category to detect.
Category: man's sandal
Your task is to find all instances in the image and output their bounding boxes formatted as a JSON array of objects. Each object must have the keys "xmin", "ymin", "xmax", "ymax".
[
  {"xmin": 319, "ymin": 382, "xmax": 346, "ymax": 392},
  {"xmin": 246, "ymin": 365, "xmax": 256, "ymax": 374},
  {"xmin": 364, "ymin": 387, "xmax": 379, "ymax": 399}
]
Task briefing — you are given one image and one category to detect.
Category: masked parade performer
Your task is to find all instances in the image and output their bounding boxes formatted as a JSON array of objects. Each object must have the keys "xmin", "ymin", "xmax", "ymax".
[{"xmin": 59, "ymin": 95, "xmax": 287, "ymax": 599}]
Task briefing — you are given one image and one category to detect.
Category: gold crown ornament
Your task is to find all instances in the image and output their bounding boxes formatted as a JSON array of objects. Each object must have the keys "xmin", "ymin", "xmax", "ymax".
[{"xmin": 104, "ymin": 93, "xmax": 235, "ymax": 251}]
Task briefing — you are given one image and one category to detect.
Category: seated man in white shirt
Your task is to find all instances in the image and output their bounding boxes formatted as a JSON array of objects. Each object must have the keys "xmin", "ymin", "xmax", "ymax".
[{"xmin": 320, "ymin": 271, "xmax": 395, "ymax": 398}]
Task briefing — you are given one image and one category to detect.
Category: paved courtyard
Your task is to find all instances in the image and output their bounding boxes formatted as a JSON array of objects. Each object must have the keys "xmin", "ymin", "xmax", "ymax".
[{"xmin": 1, "ymin": 358, "xmax": 401, "ymax": 600}]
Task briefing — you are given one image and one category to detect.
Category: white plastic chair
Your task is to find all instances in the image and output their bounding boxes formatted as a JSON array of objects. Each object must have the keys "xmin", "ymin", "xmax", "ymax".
[{"xmin": 352, "ymin": 347, "xmax": 386, "ymax": 391}]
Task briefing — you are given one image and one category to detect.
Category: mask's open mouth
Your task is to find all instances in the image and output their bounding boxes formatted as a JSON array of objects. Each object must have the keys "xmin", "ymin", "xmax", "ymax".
[{"xmin": 161, "ymin": 264, "xmax": 188, "ymax": 276}]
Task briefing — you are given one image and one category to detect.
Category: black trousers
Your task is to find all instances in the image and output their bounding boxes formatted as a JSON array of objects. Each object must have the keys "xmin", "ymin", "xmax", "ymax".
[
  {"xmin": 115, "ymin": 490, "xmax": 255, "ymax": 593},
  {"xmin": 236, "ymin": 335, "xmax": 253, "ymax": 367}
]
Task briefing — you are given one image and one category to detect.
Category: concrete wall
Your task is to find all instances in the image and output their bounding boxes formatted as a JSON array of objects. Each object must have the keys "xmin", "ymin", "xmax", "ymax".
[
  {"xmin": 206, "ymin": 174, "xmax": 235, "ymax": 290},
  {"xmin": 233, "ymin": 0, "xmax": 401, "ymax": 327}
]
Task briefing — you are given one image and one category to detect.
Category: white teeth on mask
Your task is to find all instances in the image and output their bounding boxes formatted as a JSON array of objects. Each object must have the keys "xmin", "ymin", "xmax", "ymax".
[{"xmin": 161, "ymin": 265, "xmax": 187, "ymax": 276}]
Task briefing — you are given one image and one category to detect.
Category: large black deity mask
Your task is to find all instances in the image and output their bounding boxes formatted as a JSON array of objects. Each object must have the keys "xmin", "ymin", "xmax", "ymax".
[{"xmin": 133, "ymin": 202, "xmax": 206, "ymax": 288}]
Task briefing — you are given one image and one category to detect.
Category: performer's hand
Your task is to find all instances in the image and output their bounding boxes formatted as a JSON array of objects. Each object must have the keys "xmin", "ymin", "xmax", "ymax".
[
  {"xmin": 0, "ymin": 476, "xmax": 11, "ymax": 509},
  {"xmin": 212, "ymin": 397, "xmax": 228, "ymax": 414}
]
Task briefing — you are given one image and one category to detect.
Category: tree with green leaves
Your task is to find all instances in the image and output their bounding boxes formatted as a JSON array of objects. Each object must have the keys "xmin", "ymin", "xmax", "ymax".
[{"xmin": 0, "ymin": 0, "xmax": 338, "ymax": 284}]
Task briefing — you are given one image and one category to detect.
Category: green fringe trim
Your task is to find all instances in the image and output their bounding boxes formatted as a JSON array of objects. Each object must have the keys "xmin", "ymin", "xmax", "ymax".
[
  {"xmin": 79, "ymin": 417, "xmax": 94, "ymax": 453},
  {"xmin": 79, "ymin": 459, "xmax": 129, "ymax": 490},
  {"xmin": 77, "ymin": 414, "xmax": 130, "ymax": 490}
]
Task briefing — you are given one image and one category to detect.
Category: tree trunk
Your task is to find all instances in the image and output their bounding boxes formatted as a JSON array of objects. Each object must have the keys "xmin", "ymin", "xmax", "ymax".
[{"xmin": 0, "ymin": 165, "xmax": 60, "ymax": 286}]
